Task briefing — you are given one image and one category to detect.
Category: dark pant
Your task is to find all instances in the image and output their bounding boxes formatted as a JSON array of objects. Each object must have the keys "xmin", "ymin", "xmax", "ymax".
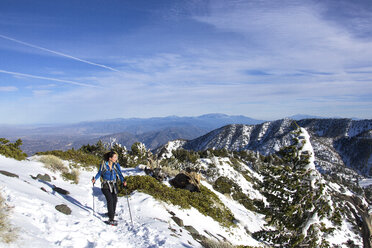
[{"xmin": 101, "ymin": 188, "xmax": 118, "ymax": 221}]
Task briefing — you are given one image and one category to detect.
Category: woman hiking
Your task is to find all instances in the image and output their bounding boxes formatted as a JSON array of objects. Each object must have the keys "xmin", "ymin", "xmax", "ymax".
[{"xmin": 92, "ymin": 151, "xmax": 127, "ymax": 225}]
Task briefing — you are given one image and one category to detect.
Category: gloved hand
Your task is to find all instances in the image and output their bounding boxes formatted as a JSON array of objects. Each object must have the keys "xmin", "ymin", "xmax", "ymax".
[{"xmin": 92, "ymin": 177, "xmax": 96, "ymax": 184}]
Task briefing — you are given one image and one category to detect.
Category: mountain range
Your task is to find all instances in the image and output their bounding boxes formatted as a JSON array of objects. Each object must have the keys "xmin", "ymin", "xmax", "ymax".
[
  {"xmin": 0, "ymin": 114, "xmax": 264, "ymax": 155},
  {"xmin": 173, "ymin": 118, "xmax": 372, "ymax": 177},
  {"xmin": 1, "ymin": 115, "xmax": 372, "ymax": 246}
]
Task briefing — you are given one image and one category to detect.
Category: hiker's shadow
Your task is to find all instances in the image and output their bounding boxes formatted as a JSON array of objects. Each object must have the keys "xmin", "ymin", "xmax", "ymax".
[
  {"xmin": 38, "ymin": 179, "xmax": 95, "ymax": 213},
  {"xmin": 93, "ymin": 185, "xmax": 106, "ymax": 202}
]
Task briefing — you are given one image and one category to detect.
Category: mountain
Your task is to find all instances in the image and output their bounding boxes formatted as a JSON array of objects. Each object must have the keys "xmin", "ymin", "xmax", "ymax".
[
  {"xmin": 1, "ymin": 124, "xmax": 365, "ymax": 247},
  {"xmin": 0, "ymin": 114, "xmax": 264, "ymax": 137},
  {"xmin": 288, "ymin": 114, "xmax": 327, "ymax": 120},
  {"xmin": 0, "ymin": 114, "xmax": 264, "ymax": 155},
  {"xmin": 78, "ymin": 126, "xmax": 206, "ymax": 152},
  {"xmin": 182, "ymin": 118, "xmax": 372, "ymax": 177}
]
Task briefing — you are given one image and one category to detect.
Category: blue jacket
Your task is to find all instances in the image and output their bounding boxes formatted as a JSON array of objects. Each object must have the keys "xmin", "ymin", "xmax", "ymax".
[{"xmin": 94, "ymin": 161, "xmax": 125, "ymax": 182}]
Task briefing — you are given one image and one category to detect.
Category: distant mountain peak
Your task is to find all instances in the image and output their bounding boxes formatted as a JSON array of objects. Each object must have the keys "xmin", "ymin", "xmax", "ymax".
[{"xmin": 198, "ymin": 113, "xmax": 230, "ymax": 118}]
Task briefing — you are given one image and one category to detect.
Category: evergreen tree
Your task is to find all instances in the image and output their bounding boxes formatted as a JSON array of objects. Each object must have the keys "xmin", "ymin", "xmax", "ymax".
[
  {"xmin": 253, "ymin": 128, "xmax": 337, "ymax": 247},
  {"xmin": 110, "ymin": 143, "xmax": 128, "ymax": 167},
  {"xmin": 79, "ymin": 140, "xmax": 107, "ymax": 158},
  {"xmin": 0, "ymin": 138, "xmax": 27, "ymax": 160}
]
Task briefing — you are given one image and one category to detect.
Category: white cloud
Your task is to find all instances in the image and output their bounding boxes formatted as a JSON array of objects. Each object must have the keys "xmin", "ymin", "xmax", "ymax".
[
  {"xmin": 0, "ymin": 69, "xmax": 100, "ymax": 88},
  {"xmin": 0, "ymin": 86, "xmax": 18, "ymax": 92},
  {"xmin": 1, "ymin": 0, "xmax": 371, "ymax": 123},
  {"xmin": 193, "ymin": 0, "xmax": 372, "ymax": 71},
  {"xmin": 0, "ymin": 34, "xmax": 120, "ymax": 72},
  {"xmin": 32, "ymin": 90, "xmax": 52, "ymax": 96}
]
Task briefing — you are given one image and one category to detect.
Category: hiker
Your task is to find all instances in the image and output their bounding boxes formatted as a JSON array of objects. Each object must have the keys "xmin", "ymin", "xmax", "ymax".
[{"xmin": 92, "ymin": 151, "xmax": 127, "ymax": 225}]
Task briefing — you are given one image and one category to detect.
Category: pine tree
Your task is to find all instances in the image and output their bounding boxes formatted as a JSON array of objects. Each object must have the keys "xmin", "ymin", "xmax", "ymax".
[
  {"xmin": 253, "ymin": 128, "xmax": 335, "ymax": 247},
  {"xmin": 0, "ymin": 138, "xmax": 27, "ymax": 160}
]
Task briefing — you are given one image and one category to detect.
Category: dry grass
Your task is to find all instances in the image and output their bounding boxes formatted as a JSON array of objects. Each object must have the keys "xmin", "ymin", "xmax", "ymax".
[
  {"xmin": 38, "ymin": 155, "xmax": 68, "ymax": 173},
  {"xmin": 39, "ymin": 155, "xmax": 80, "ymax": 184},
  {"xmin": 62, "ymin": 169, "xmax": 80, "ymax": 184},
  {"xmin": 200, "ymin": 238, "xmax": 234, "ymax": 248},
  {"xmin": 0, "ymin": 191, "xmax": 18, "ymax": 244}
]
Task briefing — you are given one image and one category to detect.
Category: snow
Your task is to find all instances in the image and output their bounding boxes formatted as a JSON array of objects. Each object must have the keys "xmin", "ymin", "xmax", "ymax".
[
  {"xmin": 347, "ymin": 120, "xmax": 372, "ymax": 137},
  {"xmin": 298, "ymin": 128, "xmax": 320, "ymax": 191},
  {"xmin": 198, "ymin": 157, "xmax": 264, "ymax": 200},
  {"xmin": 257, "ymin": 122, "xmax": 270, "ymax": 141},
  {"xmin": 0, "ymin": 155, "xmax": 200, "ymax": 247},
  {"xmin": 200, "ymin": 182, "xmax": 265, "ymax": 245},
  {"xmin": 159, "ymin": 140, "xmax": 187, "ymax": 160},
  {"xmin": 299, "ymin": 128, "xmax": 316, "ymax": 171},
  {"xmin": 323, "ymin": 218, "xmax": 362, "ymax": 247},
  {"xmin": 302, "ymin": 212, "xmax": 319, "ymax": 237},
  {"xmin": 0, "ymin": 155, "xmax": 267, "ymax": 247},
  {"xmin": 0, "ymin": 124, "xmax": 364, "ymax": 247},
  {"xmin": 241, "ymin": 126, "xmax": 253, "ymax": 147}
]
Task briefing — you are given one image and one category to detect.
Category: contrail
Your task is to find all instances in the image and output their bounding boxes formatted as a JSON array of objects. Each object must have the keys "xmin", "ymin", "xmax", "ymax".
[
  {"xmin": 0, "ymin": 34, "xmax": 120, "ymax": 72},
  {"xmin": 0, "ymin": 69, "xmax": 100, "ymax": 88}
]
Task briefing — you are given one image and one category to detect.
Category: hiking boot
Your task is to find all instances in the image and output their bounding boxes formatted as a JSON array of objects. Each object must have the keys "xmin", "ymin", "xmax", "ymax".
[{"xmin": 107, "ymin": 220, "xmax": 118, "ymax": 226}]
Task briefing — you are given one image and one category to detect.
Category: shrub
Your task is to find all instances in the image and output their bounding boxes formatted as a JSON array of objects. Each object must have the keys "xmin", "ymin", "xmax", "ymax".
[
  {"xmin": 198, "ymin": 149, "xmax": 230, "ymax": 159},
  {"xmin": 122, "ymin": 175, "xmax": 235, "ymax": 227},
  {"xmin": 0, "ymin": 191, "xmax": 17, "ymax": 243},
  {"xmin": 36, "ymin": 149, "xmax": 100, "ymax": 169},
  {"xmin": 213, "ymin": 177, "xmax": 257, "ymax": 212},
  {"xmin": 0, "ymin": 138, "xmax": 27, "ymax": 161},
  {"xmin": 172, "ymin": 149, "xmax": 199, "ymax": 163},
  {"xmin": 62, "ymin": 169, "xmax": 80, "ymax": 184},
  {"xmin": 38, "ymin": 155, "xmax": 68, "ymax": 173}
]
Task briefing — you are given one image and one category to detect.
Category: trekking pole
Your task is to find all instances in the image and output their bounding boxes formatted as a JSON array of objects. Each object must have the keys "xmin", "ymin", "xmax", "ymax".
[
  {"xmin": 92, "ymin": 177, "xmax": 95, "ymax": 217},
  {"xmin": 124, "ymin": 186, "xmax": 134, "ymax": 227}
]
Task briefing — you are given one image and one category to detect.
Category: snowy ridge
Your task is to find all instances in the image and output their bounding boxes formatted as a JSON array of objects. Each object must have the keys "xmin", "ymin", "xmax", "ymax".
[
  {"xmin": 157, "ymin": 140, "xmax": 187, "ymax": 160},
  {"xmin": 296, "ymin": 128, "xmax": 361, "ymax": 246},
  {"xmin": 182, "ymin": 118, "xmax": 372, "ymax": 176}
]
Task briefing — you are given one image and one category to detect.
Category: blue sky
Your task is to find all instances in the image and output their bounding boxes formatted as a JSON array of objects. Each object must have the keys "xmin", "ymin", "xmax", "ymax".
[{"xmin": 0, "ymin": 0, "xmax": 371, "ymax": 124}]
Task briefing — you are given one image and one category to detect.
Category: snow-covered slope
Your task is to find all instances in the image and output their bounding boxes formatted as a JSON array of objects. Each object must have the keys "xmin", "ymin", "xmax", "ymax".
[
  {"xmin": 0, "ymin": 156, "xmax": 202, "ymax": 247},
  {"xmin": 1, "ymin": 120, "xmax": 368, "ymax": 247},
  {"xmin": 156, "ymin": 140, "xmax": 187, "ymax": 159},
  {"xmin": 183, "ymin": 118, "xmax": 372, "ymax": 176},
  {"xmin": 0, "ymin": 155, "xmax": 266, "ymax": 247}
]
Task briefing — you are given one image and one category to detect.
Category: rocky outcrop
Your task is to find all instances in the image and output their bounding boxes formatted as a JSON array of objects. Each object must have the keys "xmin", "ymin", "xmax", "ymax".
[{"xmin": 170, "ymin": 171, "xmax": 201, "ymax": 192}]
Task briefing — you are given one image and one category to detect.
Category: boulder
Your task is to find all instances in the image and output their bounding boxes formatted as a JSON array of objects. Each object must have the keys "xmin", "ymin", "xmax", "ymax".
[
  {"xmin": 171, "ymin": 216, "xmax": 184, "ymax": 227},
  {"xmin": 185, "ymin": 225, "xmax": 199, "ymax": 235},
  {"xmin": 0, "ymin": 170, "xmax": 19, "ymax": 178},
  {"xmin": 55, "ymin": 204, "xmax": 71, "ymax": 215},
  {"xmin": 170, "ymin": 171, "xmax": 201, "ymax": 192},
  {"xmin": 31, "ymin": 173, "xmax": 51, "ymax": 182}
]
